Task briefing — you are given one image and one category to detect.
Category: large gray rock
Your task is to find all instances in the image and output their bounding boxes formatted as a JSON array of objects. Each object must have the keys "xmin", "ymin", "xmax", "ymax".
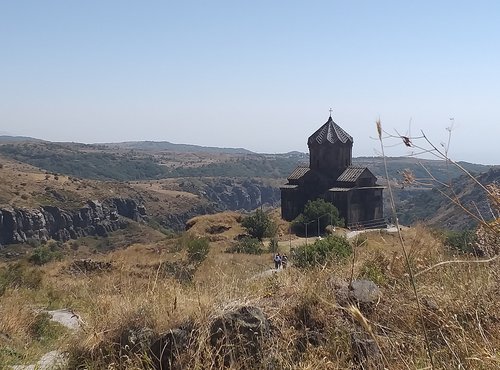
[
  {"xmin": 210, "ymin": 306, "xmax": 270, "ymax": 368},
  {"xmin": 348, "ymin": 280, "xmax": 382, "ymax": 305}
]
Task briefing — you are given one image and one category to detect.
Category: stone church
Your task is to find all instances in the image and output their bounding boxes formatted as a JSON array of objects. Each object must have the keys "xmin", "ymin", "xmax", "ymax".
[{"xmin": 280, "ymin": 115, "xmax": 384, "ymax": 228}]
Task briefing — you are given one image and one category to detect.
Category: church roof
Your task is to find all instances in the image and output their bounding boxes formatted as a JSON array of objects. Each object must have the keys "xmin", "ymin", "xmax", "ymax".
[
  {"xmin": 308, "ymin": 116, "xmax": 353, "ymax": 146},
  {"xmin": 287, "ymin": 166, "xmax": 310, "ymax": 180},
  {"xmin": 336, "ymin": 165, "xmax": 369, "ymax": 182}
]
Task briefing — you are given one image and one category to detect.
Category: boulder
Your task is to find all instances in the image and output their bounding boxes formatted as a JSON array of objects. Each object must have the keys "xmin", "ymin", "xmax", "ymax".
[
  {"xmin": 348, "ymin": 280, "xmax": 381, "ymax": 305},
  {"xmin": 149, "ymin": 328, "xmax": 190, "ymax": 370},
  {"xmin": 210, "ymin": 306, "xmax": 270, "ymax": 367},
  {"xmin": 334, "ymin": 279, "xmax": 381, "ymax": 310}
]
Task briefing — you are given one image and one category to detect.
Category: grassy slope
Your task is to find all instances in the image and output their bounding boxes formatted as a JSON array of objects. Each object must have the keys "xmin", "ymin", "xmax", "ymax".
[{"xmin": 1, "ymin": 212, "xmax": 498, "ymax": 369}]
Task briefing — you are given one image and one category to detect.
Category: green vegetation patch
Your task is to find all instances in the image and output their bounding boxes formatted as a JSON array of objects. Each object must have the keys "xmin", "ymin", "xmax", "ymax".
[
  {"xmin": 226, "ymin": 237, "xmax": 264, "ymax": 254},
  {"xmin": 292, "ymin": 235, "xmax": 352, "ymax": 268}
]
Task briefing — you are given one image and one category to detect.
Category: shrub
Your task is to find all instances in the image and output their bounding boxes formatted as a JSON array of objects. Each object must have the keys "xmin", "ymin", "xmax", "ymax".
[
  {"xmin": 292, "ymin": 235, "xmax": 351, "ymax": 268},
  {"xmin": 292, "ymin": 199, "xmax": 343, "ymax": 234},
  {"xmin": 241, "ymin": 209, "xmax": 276, "ymax": 241},
  {"xmin": 359, "ymin": 260, "xmax": 387, "ymax": 285},
  {"xmin": 26, "ymin": 238, "xmax": 41, "ymax": 248},
  {"xmin": 186, "ymin": 237, "xmax": 210, "ymax": 263},
  {"xmin": 29, "ymin": 312, "xmax": 65, "ymax": 343},
  {"xmin": 445, "ymin": 230, "xmax": 477, "ymax": 254},
  {"xmin": 226, "ymin": 237, "xmax": 263, "ymax": 254},
  {"xmin": 29, "ymin": 245, "xmax": 63, "ymax": 265}
]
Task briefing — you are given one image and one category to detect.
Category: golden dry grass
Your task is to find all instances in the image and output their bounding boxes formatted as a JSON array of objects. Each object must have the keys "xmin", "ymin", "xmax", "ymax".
[{"xmin": 1, "ymin": 222, "xmax": 498, "ymax": 369}]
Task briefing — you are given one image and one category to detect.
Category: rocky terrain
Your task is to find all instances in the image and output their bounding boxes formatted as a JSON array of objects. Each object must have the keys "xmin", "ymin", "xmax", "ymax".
[{"xmin": 0, "ymin": 198, "xmax": 145, "ymax": 245}]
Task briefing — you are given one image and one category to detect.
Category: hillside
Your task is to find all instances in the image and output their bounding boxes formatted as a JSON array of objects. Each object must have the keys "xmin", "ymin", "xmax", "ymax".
[
  {"xmin": 0, "ymin": 155, "xmax": 281, "ymax": 233},
  {"xmin": 0, "ymin": 140, "xmax": 493, "ymax": 183},
  {"xmin": 397, "ymin": 168, "xmax": 500, "ymax": 230}
]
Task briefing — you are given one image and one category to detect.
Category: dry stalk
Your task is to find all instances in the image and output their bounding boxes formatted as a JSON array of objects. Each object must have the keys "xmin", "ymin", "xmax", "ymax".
[
  {"xmin": 414, "ymin": 255, "xmax": 499, "ymax": 277},
  {"xmin": 377, "ymin": 119, "xmax": 435, "ymax": 369}
]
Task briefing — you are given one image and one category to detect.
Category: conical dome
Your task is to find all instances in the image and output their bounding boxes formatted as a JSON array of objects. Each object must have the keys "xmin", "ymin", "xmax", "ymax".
[{"xmin": 307, "ymin": 116, "xmax": 353, "ymax": 146}]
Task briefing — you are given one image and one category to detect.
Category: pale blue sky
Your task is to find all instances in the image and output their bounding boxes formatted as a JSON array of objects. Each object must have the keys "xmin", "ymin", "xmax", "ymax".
[{"xmin": 1, "ymin": 1, "xmax": 499, "ymax": 163}]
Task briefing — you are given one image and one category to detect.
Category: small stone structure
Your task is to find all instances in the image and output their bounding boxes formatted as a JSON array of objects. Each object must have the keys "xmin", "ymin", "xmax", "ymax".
[{"xmin": 281, "ymin": 115, "xmax": 384, "ymax": 228}]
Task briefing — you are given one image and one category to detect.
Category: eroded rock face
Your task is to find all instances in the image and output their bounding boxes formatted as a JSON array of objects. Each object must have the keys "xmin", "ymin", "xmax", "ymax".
[
  {"xmin": 0, "ymin": 198, "xmax": 145, "ymax": 245},
  {"xmin": 200, "ymin": 179, "xmax": 280, "ymax": 211}
]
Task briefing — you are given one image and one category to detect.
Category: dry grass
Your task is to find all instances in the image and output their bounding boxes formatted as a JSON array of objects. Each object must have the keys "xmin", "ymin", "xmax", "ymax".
[{"xmin": 1, "ymin": 222, "xmax": 499, "ymax": 369}]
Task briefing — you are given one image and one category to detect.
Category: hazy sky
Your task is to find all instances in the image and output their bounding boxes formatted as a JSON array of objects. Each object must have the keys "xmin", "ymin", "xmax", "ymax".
[{"xmin": 1, "ymin": 1, "xmax": 499, "ymax": 164}]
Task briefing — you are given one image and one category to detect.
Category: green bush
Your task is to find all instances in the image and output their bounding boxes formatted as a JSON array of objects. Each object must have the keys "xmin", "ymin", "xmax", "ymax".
[
  {"xmin": 292, "ymin": 199, "xmax": 343, "ymax": 234},
  {"xmin": 445, "ymin": 230, "xmax": 477, "ymax": 253},
  {"xmin": 359, "ymin": 260, "xmax": 387, "ymax": 285},
  {"xmin": 226, "ymin": 237, "xmax": 264, "ymax": 254},
  {"xmin": 186, "ymin": 237, "xmax": 210, "ymax": 263},
  {"xmin": 241, "ymin": 209, "xmax": 276, "ymax": 241},
  {"xmin": 29, "ymin": 245, "xmax": 63, "ymax": 266},
  {"xmin": 292, "ymin": 235, "xmax": 351, "ymax": 268}
]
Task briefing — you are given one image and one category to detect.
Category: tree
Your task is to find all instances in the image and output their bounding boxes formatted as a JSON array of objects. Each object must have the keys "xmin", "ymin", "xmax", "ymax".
[
  {"xmin": 293, "ymin": 199, "xmax": 343, "ymax": 234},
  {"xmin": 241, "ymin": 209, "xmax": 276, "ymax": 241}
]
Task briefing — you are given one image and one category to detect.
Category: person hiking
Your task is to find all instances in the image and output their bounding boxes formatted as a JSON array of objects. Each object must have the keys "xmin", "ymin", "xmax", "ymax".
[
  {"xmin": 281, "ymin": 254, "xmax": 288, "ymax": 269},
  {"xmin": 273, "ymin": 253, "xmax": 281, "ymax": 269}
]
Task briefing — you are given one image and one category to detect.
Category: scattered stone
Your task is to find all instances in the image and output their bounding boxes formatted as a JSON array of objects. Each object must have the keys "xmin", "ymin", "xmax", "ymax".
[
  {"xmin": 422, "ymin": 297, "xmax": 440, "ymax": 312},
  {"xmin": 206, "ymin": 225, "xmax": 230, "ymax": 235},
  {"xmin": 296, "ymin": 330, "xmax": 325, "ymax": 353},
  {"xmin": 11, "ymin": 350, "xmax": 67, "ymax": 370},
  {"xmin": 68, "ymin": 259, "xmax": 112, "ymax": 274},
  {"xmin": 46, "ymin": 309, "xmax": 81, "ymax": 331},
  {"xmin": 351, "ymin": 332, "xmax": 383, "ymax": 369}
]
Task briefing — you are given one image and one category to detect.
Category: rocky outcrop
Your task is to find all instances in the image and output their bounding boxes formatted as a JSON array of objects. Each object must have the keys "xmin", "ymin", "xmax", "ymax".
[
  {"xmin": 180, "ymin": 178, "xmax": 281, "ymax": 212},
  {"xmin": 0, "ymin": 198, "xmax": 146, "ymax": 245},
  {"xmin": 160, "ymin": 178, "xmax": 281, "ymax": 231}
]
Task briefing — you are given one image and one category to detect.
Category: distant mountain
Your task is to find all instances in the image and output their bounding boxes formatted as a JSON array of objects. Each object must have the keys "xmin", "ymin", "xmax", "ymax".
[
  {"xmin": 0, "ymin": 135, "xmax": 44, "ymax": 143},
  {"xmin": 104, "ymin": 141, "xmax": 254, "ymax": 155}
]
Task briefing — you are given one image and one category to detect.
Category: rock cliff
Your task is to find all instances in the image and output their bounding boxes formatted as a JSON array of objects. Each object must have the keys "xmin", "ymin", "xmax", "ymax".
[
  {"xmin": 161, "ymin": 178, "xmax": 281, "ymax": 230},
  {"xmin": 0, "ymin": 198, "xmax": 146, "ymax": 245},
  {"xmin": 179, "ymin": 178, "xmax": 280, "ymax": 212}
]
